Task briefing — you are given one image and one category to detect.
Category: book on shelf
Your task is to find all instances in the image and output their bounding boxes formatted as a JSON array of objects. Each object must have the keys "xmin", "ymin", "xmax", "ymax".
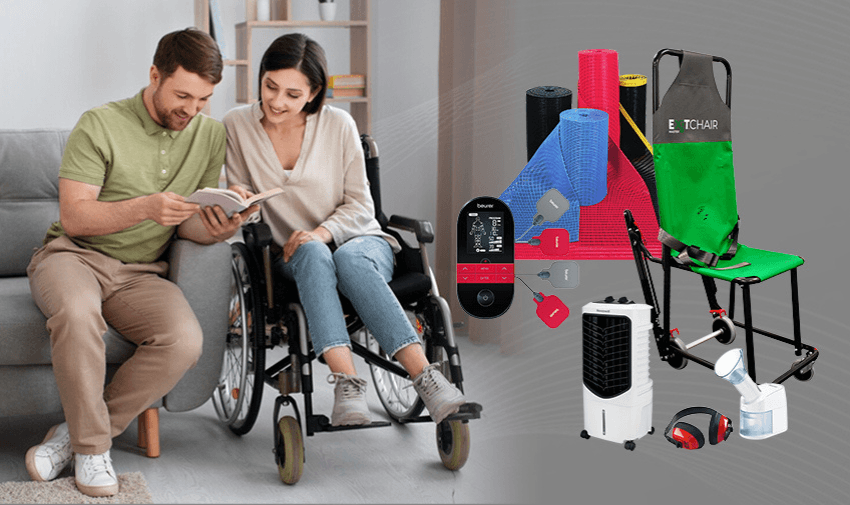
[
  {"xmin": 186, "ymin": 187, "xmax": 284, "ymax": 217},
  {"xmin": 327, "ymin": 87, "xmax": 366, "ymax": 98},
  {"xmin": 328, "ymin": 74, "xmax": 366, "ymax": 88}
]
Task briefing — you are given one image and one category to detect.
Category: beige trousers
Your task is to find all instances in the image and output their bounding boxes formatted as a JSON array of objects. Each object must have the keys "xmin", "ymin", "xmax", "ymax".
[{"xmin": 27, "ymin": 235, "xmax": 202, "ymax": 454}]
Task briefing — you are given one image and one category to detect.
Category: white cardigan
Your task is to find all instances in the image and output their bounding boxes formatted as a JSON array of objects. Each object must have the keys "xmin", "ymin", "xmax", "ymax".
[{"xmin": 224, "ymin": 103, "xmax": 399, "ymax": 253}]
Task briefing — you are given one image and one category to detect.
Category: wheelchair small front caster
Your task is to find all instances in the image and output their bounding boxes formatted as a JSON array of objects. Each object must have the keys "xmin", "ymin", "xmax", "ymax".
[
  {"xmin": 275, "ymin": 416, "xmax": 304, "ymax": 485},
  {"xmin": 437, "ymin": 420, "xmax": 470, "ymax": 471},
  {"xmin": 580, "ymin": 430, "xmax": 590, "ymax": 440},
  {"xmin": 624, "ymin": 441, "xmax": 636, "ymax": 451}
]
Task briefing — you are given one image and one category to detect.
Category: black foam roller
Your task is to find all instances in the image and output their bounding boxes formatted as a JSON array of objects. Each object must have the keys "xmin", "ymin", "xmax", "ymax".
[
  {"xmin": 619, "ymin": 74, "xmax": 658, "ymax": 218},
  {"xmin": 526, "ymin": 86, "xmax": 572, "ymax": 161},
  {"xmin": 619, "ymin": 75, "xmax": 647, "ymax": 160}
]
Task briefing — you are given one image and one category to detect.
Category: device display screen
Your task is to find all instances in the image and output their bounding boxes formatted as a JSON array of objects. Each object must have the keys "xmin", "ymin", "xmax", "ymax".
[{"xmin": 466, "ymin": 211, "xmax": 504, "ymax": 254}]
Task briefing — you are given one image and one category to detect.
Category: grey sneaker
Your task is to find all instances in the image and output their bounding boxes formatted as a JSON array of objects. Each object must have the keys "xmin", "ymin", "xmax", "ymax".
[
  {"xmin": 328, "ymin": 373, "xmax": 371, "ymax": 426},
  {"xmin": 413, "ymin": 363, "xmax": 466, "ymax": 424},
  {"xmin": 25, "ymin": 422, "xmax": 73, "ymax": 482}
]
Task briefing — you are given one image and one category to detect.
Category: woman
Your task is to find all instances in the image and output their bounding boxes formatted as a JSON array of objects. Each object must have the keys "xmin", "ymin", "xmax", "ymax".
[{"xmin": 223, "ymin": 33, "xmax": 465, "ymax": 426}]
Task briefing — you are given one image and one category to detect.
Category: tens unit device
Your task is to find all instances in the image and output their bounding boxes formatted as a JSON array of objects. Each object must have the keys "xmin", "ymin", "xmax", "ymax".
[
  {"xmin": 580, "ymin": 297, "xmax": 654, "ymax": 451},
  {"xmin": 456, "ymin": 197, "xmax": 515, "ymax": 318}
]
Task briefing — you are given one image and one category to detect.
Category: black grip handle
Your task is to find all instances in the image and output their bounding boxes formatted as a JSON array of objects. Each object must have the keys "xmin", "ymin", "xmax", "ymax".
[{"xmin": 388, "ymin": 215, "xmax": 434, "ymax": 244}]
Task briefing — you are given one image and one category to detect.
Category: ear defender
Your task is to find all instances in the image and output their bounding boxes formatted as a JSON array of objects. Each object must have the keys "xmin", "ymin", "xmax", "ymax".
[
  {"xmin": 671, "ymin": 421, "xmax": 704, "ymax": 450},
  {"xmin": 665, "ymin": 407, "xmax": 733, "ymax": 450}
]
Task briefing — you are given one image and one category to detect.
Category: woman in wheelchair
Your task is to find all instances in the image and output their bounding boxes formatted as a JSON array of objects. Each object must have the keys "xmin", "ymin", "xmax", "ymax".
[{"xmin": 222, "ymin": 33, "xmax": 465, "ymax": 427}]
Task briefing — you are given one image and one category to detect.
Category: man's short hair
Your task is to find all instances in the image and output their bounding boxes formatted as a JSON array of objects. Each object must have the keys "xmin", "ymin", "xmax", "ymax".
[{"xmin": 153, "ymin": 28, "xmax": 223, "ymax": 84}]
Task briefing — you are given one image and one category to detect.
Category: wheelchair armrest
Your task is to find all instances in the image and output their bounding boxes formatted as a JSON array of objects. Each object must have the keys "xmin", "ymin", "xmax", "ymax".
[
  {"xmin": 241, "ymin": 221, "xmax": 274, "ymax": 251},
  {"xmin": 163, "ymin": 239, "xmax": 232, "ymax": 412},
  {"xmin": 388, "ymin": 215, "xmax": 434, "ymax": 244}
]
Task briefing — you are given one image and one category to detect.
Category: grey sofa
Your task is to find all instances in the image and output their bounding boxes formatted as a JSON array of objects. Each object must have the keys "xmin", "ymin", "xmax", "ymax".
[{"xmin": 0, "ymin": 129, "xmax": 231, "ymax": 457}]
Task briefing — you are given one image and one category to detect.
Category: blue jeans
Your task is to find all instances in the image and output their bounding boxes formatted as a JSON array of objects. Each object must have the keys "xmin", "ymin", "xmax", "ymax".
[{"xmin": 275, "ymin": 235, "xmax": 420, "ymax": 358}]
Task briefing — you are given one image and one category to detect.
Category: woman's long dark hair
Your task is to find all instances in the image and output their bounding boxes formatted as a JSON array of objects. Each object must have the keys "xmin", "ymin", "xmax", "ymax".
[{"xmin": 258, "ymin": 33, "xmax": 328, "ymax": 114}]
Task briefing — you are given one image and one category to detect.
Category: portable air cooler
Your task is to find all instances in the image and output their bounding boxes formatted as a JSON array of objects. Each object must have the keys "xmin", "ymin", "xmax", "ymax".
[{"xmin": 581, "ymin": 296, "xmax": 654, "ymax": 450}]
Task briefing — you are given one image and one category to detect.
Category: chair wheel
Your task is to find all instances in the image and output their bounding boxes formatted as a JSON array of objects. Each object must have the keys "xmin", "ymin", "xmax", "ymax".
[
  {"xmin": 580, "ymin": 430, "xmax": 590, "ymax": 440},
  {"xmin": 275, "ymin": 416, "xmax": 304, "ymax": 485},
  {"xmin": 713, "ymin": 316, "xmax": 736, "ymax": 345},
  {"xmin": 624, "ymin": 441, "xmax": 636, "ymax": 451},
  {"xmin": 667, "ymin": 337, "xmax": 688, "ymax": 370},
  {"xmin": 793, "ymin": 358, "xmax": 814, "ymax": 381},
  {"xmin": 437, "ymin": 420, "xmax": 470, "ymax": 471}
]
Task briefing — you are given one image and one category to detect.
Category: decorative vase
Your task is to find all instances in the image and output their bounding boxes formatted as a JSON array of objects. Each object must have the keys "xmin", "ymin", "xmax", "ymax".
[
  {"xmin": 319, "ymin": 0, "xmax": 336, "ymax": 21},
  {"xmin": 257, "ymin": 0, "xmax": 271, "ymax": 21}
]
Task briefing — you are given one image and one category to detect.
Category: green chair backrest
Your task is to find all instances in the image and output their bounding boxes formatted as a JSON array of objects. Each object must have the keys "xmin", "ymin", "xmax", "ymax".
[{"xmin": 653, "ymin": 51, "xmax": 738, "ymax": 258}]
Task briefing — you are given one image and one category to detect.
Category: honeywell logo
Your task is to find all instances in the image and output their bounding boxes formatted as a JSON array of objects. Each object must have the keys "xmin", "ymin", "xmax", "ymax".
[{"xmin": 668, "ymin": 118, "xmax": 718, "ymax": 134}]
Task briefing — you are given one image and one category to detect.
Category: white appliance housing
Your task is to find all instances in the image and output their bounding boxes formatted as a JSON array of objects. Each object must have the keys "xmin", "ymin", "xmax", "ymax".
[{"xmin": 582, "ymin": 297, "xmax": 654, "ymax": 447}]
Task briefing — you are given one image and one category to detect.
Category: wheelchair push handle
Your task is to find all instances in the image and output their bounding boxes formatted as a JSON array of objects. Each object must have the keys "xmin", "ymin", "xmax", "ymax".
[{"xmin": 652, "ymin": 48, "xmax": 732, "ymax": 112}]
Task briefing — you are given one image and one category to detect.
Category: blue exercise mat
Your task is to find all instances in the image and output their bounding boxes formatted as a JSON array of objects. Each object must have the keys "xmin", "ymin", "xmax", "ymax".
[{"xmin": 500, "ymin": 108, "xmax": 608, "ymax": 243}]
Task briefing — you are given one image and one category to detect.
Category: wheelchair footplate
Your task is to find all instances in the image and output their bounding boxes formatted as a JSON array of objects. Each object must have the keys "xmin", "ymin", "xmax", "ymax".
[
  {"xmin": 310, "ymin": 415, "xmax": 391, "ymax": 433},
  {"xmin": 399, "ymin": 402, "xmax": 483, "ymax": 424}
]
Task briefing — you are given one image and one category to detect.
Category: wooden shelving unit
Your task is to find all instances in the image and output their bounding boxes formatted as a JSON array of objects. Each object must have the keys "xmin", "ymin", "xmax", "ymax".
[{"xmin": 195, "ymin": 0, "xmax": 371, "ymax": 134}]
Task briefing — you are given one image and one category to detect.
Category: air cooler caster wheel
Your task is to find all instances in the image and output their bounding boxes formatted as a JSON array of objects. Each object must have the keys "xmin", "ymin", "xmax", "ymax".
[
  {"xmin": 437, "ymin": 420, "xmax": 470, "ymax": 471},
  {"xmin": 275, "ymin": 416, "xmax": 304, "ymax": 485},
  {"xmin": 624, "ymin": 441, "xmax": 636, "ymax": 451},
  {"xmin": 580, "ymin": 430, "xmax": 590, "ymax": 440}
]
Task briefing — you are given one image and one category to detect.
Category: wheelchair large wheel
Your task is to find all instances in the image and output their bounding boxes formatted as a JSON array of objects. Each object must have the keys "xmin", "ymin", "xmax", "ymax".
[
  {"xmin": 437, "ymin": 420, "xmax": 470, "ymax": 471},
  {"xmin": 212, "ymin": 242, "xmax": 266, "ymax": 435},
  {"xmin": 367, "ymin": 310, "xmax": 426, "ymax": 421},
  {"xmin": 275, "ymin": 416, "xmax": 304, "ymax": 485}
]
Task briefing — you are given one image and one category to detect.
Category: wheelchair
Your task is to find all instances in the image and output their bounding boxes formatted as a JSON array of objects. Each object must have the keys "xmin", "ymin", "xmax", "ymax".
[
  {"xmin": 623, "ymin": 49, "xmax": 819, "ymax": 384},
  {"xmin": 211, "ymin": 134, "xmax": 482, "ymax": 484}
]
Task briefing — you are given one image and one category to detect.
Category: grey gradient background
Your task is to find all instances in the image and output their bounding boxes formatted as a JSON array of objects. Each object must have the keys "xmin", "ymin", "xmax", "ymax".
[
  {"xmin": 461, "ymin": 1, "xmax": 850, "ymax": 504},
  {"xmin": 1, "ymin": 0, "xmax": 849, "ymax": 503}
]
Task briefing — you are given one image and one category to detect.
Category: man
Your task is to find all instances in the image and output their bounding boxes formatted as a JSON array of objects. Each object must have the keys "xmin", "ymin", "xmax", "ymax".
[{"xmin": 24, "ymin": 28, "xmax": 257, "ymax": 497}]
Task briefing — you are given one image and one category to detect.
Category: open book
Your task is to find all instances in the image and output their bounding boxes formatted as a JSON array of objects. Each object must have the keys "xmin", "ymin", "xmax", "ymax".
[{"xmin": 186, "ymin": 187, "xmax": 284, "ymax": 217}]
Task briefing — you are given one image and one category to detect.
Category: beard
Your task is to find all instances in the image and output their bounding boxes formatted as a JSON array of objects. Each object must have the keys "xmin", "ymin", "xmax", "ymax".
[{"xmin": 152, "ymin": 87, "xmax": 192, "ymax": 131}]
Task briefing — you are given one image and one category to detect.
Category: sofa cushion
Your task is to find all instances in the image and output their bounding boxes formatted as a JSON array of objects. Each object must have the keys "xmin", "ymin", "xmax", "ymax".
[
  {"xmin": 0, "ymin": 277, "xmax": 137, "ymax": 366},
  {"xmin": 0, "ymin": 129, "xmax": 68, "ymax": 277}
]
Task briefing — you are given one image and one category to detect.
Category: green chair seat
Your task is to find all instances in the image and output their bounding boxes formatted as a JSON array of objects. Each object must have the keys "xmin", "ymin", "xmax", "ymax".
[{"xmin": 676, "ymin": 244, "xmax": 803, "ymax": 283}]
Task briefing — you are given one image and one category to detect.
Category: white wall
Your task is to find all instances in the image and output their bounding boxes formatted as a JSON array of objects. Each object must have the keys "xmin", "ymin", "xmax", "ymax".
[{"xmin": 0, "ymin": 0, "xmax": 441, "ymax": 262}]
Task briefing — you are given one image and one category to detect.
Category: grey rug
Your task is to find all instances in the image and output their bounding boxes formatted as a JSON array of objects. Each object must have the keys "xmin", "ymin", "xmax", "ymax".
[{"xmin": 0, "ymin": 472, "xmax": 153, "ymax": 504}]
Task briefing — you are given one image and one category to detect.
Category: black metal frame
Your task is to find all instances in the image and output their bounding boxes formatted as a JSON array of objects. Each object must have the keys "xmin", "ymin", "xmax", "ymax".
[
  {"xmin": 624, "ymin": 210, "xmax": 818, "ymax": 383},
  {"xmin": 619, "ymin": 48, "xmax": 819, "ymax": 383}
]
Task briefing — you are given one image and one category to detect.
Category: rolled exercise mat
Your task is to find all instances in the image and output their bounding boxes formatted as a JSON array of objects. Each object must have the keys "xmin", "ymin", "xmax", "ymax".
[
  {"xmin": 499, "ymin": 113, "xmax": 582, "ymax": 244},
  {"xmin": 559, "ymin": 108, "xmax": 608, "ymax": 206},
  {"xmin": 619, "ymin": 74, "xmax": 659, "ymax": 217},
  {"xmin": 577, "ymin": 49, "xmax": 620, "ymax": 146},
  {"xmin": 569, "ymin": 48, "xmax": 661, "ymax": 260},
  {"xmin": 526, "ymin": 86, "xmax": 572, "ymax": 161}
]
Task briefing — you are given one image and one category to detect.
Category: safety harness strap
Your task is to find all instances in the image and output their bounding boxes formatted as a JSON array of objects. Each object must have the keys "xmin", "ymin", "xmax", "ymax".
[{"xmin": 658, "ymin": 223, "xmax": 748, "ymax": 270}]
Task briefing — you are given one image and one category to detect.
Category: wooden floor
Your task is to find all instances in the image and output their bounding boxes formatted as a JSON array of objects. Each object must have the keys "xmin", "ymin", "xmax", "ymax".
[{"xmin": 0, "ymin": 335, "xmax": 533, "ymax": 504}]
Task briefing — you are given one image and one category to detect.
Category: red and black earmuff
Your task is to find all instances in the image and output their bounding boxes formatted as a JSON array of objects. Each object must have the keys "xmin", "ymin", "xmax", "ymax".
[{"xmin": 664, "ymin": 407, "xmax": 733, "ymax": 450}]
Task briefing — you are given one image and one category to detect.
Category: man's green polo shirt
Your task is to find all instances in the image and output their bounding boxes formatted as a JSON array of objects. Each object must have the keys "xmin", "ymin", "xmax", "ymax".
[{"xmin": 45, "ymin": 89, "xmax": 226, "ymax": 264}]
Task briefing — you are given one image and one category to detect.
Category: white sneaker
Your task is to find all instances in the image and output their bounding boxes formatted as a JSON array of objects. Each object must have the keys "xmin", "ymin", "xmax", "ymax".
[
  {"xmin": 74, "ymin": 451, "xmax": 119, "ymax": 497},
  {"xmin": 413, "ymin": 364, "xmax": 466, "ymax": 424},
  {"xmin": 25, "ymin": 422, "xmax": 73, "ymax": 482},
  {"xmin": 328, "ymin": 373, "xmax": 372, "ymax": 426}
]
